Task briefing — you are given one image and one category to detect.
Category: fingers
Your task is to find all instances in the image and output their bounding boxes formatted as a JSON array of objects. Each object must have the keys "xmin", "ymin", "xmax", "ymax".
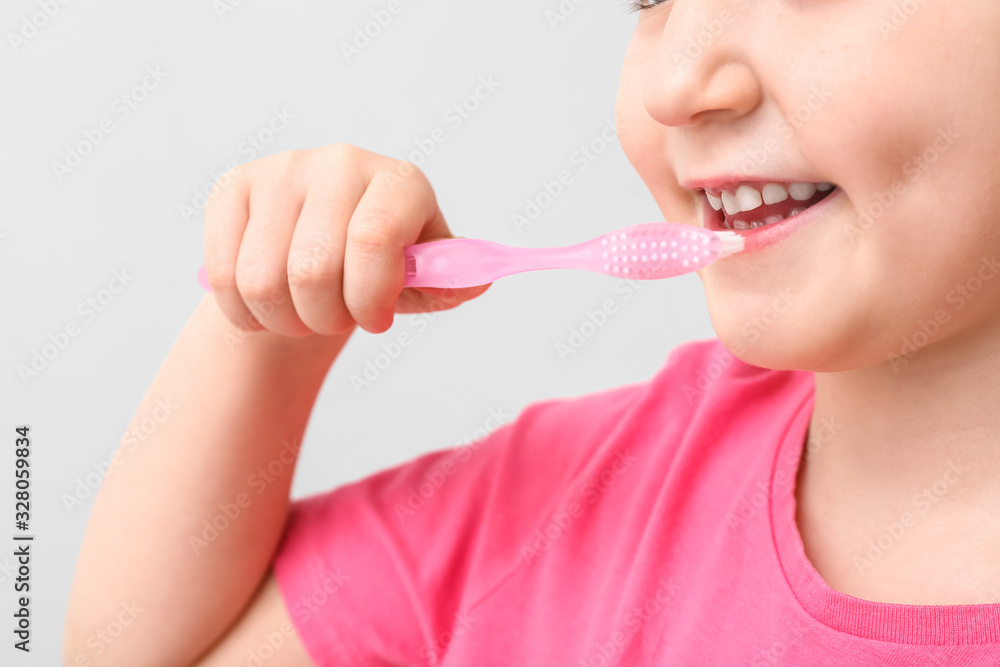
[
  {"xmin": 204, "ymin": 145, "xmax": 493, "ymax": 341},
  {"xmin": 342, "ymin": 167, "xmax": 445, "ymax": 333},
  {"xmin": 203, "ymin": 169, "xmax": 260, "ymax": 330},
  {"xmin": 286, "ymin": 173, "xmax": 363, "ymax": 336},
  {"xmin": 233, "ymin": 156, "xmax": 312, "ymax": 338}
]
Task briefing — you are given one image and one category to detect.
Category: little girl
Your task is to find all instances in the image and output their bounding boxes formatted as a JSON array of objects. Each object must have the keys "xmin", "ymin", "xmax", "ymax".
[{"xmin": 64, "ymin": 0, "xmax": 1000, "ymax": 665}]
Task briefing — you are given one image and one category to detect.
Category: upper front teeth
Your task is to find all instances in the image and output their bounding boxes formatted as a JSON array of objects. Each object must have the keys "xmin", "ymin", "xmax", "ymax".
[
  {"xmin": 706, "ymin": 181, "xmax": 833, "ymax": 214},
  {"xmin": 788, "ymin": 183, "xmax": 817, "ymax": 201},
  {"xmin": 762, "ymin": 183, "xmax": 788, "ymax": 205},
  {"xmin": 734, "ymin": 185, "xmax": 762, "ymax": 213}
]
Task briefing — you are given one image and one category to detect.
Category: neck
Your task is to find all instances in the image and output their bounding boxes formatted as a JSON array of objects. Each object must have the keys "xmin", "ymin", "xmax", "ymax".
[
  {"xmin": 808, "ymin": 320, "xmax": 1000, "ymax": 506},
  {"xmin": 793, "ymin": 321, "xmax": 1000, "ymax": 604}
]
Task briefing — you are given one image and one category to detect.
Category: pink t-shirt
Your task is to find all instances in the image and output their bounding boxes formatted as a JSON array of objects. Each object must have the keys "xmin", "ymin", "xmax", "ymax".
[{"xmin": 273, "ymin": 339, "xmax": 1000, "ymax": 665}]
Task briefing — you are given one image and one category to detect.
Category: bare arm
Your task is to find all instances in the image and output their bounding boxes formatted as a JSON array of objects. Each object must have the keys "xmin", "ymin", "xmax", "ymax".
[
  {"xmin": 190, "ymin": 571, "xmax": 314, "ymax": 667},
  {"xmin": 63, "ymin": 294, "xmax": 351, "ymax": 666},
  {"xmin": 64, "ymin": 145, "xmax": 489, "ymax": 666}
]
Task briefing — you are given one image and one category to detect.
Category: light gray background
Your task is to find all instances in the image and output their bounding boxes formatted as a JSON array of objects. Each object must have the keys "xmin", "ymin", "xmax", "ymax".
[{"xmin": 2, "ymin": 0, "xmax": 716, "ymax": 663}]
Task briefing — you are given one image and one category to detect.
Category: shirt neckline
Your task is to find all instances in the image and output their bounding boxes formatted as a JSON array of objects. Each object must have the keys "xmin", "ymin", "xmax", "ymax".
[{"xmin": 770, "ymin": 373, "xmax": 1000, "ymax": 645}]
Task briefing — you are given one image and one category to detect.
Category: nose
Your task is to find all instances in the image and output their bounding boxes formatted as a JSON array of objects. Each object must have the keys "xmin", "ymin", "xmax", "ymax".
[{"xmin": 641, "ymin": 3, "xmax": 761, "ymax": 128}]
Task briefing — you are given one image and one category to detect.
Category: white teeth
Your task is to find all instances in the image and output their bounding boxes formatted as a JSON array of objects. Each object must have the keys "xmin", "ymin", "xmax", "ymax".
[
  {"xmin": 731, "ymin": 212, "xmax": 793, "ymax": 230},
  {"xmin": 761, "ymin": 183, "xmax": 788, "ymax": 205},
  {"xmin": 735, "ymin": 184, "xmax": 763, "ymax": 213},
  {"xmin": 788, "ymin": 182, "xmax": 817, "ymax": 201},
  {"xmin": 711, "ymin": 181, "xmax": 833, "ymax": 230},
  {"xmin": 721, "ymin": 190, "xmax": 740, "ymax": 216}
]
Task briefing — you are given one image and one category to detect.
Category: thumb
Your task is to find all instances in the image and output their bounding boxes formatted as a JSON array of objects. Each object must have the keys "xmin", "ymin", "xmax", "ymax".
[{"xmin": 394, "ymin": 235, "xmax": 493, "ymax": 314}]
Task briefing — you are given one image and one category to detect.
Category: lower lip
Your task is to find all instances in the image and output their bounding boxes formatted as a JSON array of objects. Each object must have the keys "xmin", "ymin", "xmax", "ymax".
[{"xmin": 703, "ymin": 188, "xmax": 842, "ymax": 254}]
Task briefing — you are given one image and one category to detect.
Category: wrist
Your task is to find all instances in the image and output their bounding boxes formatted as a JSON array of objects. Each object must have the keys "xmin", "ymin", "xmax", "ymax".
[{"xmin": 198, "ymin": 294, "xmax": 355, "ymax": 370}]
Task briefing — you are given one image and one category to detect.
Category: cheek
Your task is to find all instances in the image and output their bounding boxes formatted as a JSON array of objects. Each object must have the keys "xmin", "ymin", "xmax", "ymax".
[
  {"xmin": 616, "ymin": 59, "xmax": 660, "ymax": 183},
  {"xmin": 616, "ymin": 62, "xmax": 699, "ymax": 226},
  {"xmin": 708, "ymin": 3, "xmax": 1000, "ymax": 371},
  {"xmin": 824, "ymin": 5, "xmax": 1000, "ymax": 355}
]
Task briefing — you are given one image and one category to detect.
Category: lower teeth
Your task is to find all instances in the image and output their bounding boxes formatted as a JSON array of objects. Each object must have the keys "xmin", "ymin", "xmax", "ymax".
[{"xmin": 727, "ymin": 207, "xmax": 807, "ymax": 230}]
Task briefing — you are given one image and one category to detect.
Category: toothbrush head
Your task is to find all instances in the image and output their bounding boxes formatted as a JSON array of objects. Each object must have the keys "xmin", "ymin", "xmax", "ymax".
[
  {"xmin": 594, "ymin": 223, "xmax": 744, "ymax": 280},
  {"xmin": 715, "ymin": 231, "xmax": 746, "ymax": 257}
]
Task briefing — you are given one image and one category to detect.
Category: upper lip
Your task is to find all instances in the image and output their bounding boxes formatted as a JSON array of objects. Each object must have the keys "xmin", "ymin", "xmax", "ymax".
[{"xmin": 680, "ymin": 176, "xmax": 830, "ymax": 194}]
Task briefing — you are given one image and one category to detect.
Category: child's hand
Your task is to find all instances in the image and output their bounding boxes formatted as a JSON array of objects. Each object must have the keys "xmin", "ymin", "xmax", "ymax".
[{"xmin": 203, "ymin": 143, "xmax": 491, "ymax": 338}]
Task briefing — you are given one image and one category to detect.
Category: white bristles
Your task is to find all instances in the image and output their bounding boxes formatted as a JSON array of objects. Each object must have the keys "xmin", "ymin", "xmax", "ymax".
[{"xmin": 715, "ymin": 231, "xmax": 745, "ymax": 258}]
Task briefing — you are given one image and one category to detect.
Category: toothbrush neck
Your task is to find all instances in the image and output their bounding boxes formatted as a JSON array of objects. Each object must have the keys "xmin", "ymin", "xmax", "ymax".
[{"xmin": 498, "ymin": 242, "xmax": 592, "ymax": 272}]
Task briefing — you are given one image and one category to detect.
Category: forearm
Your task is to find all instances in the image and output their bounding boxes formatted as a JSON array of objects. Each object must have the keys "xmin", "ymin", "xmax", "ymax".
[{"xmin": 64, "ymin": 293, "xmax": 353, "ymax": 666}]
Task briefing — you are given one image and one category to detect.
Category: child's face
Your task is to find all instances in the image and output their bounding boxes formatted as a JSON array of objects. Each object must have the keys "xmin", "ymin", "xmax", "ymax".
[{"xmin": 616, "ymin": 0, "xmax": 1000, "ymax": 371}]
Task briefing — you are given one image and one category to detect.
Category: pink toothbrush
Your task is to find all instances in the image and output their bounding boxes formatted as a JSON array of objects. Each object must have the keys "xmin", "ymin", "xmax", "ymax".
[
  {"xmin": 195, "ymin": 223, "xmax": 743, "ymax": 292},
  {"xmin": 403, "ymin": 223, "xmax": 744, "ymax": 288}
]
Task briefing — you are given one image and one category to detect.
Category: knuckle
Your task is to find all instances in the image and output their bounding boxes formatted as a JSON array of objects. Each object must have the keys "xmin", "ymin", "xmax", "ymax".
[
  {"xmin": 383, "ymin": 161, "xmax": 435, "ymax": 206},
  {"xmin": 266, "ymin": 148, "xmax": 304, "ymax": 169},
  {"xmin": 383, "ymin": 160, "xmax": 426, "ymax": 194},
  {"xmin": 203, "ymin": 258, "xmax": 238, "ymax": 292},
  {"xmin": 249, "ymin": 150, "xmax": 305, "ymax": 190},
  {"xmin": 287, "ymin": 247, "xmax": 339, "ymax": 290},
  {"xmin": 393, "ymin": 158, "xmax": 422, "ymax": 180},
  {"xmin": 347, "ymin": 210, "xmax": 400, "ymax": 253},
  {"xmin": 277, "ymin": 148, "xmax": 307, "ymax": 170},
  {"xmin": 402, "ymin": 159, "xmax": 428, "ymax": 185},
  {"xmin": 235, "ymin": 264, "xmax": 285, "ymax": 304},
  {"xmin": 321, "ymin": 142, "xmax": 361, "ymax": 165},
  {"xmin": 269, "ymin": 151, "xmax": 306, "ymax": 185}
]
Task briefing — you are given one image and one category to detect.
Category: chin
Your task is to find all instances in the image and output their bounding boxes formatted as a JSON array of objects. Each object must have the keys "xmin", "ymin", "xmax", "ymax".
[{"xmin": 703, "ymin": 286, "xmax": 875, "ymax": 374}]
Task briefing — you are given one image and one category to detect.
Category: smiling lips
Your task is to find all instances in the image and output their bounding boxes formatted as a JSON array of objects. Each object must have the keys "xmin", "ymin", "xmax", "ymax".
[{"xmin": 702, "ymin": 181, "xmax": 837, "ymax": 230}]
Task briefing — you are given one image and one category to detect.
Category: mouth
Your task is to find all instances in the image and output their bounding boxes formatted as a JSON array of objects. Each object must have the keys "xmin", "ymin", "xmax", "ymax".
[
  {"xmin": 690, "ymin": 179, "xmax": 841, "ymax": 254},
  {"xmin": 700, "ymin": 180, "xmax": 837, "ymax": 231}
]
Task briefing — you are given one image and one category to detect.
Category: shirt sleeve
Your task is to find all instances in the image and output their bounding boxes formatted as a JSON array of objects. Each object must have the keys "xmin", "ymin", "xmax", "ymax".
[{"xmin": 271, "ymin": 385, "xmax": 645, "ymax": 667}]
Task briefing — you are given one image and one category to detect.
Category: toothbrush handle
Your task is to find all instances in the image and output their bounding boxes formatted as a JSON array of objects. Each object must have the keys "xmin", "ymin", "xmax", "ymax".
[{"xmin": 403, "ymin": 239, "xmax": 591, "ymax": 288}]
